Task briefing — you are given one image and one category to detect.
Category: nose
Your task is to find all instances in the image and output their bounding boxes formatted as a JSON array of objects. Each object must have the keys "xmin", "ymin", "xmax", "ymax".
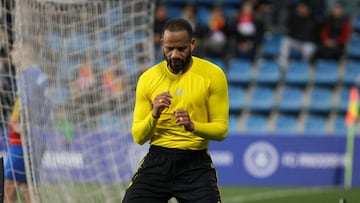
[{"xmin": 170, "ymin": 49, "xmax": 181, "ymax": 58}]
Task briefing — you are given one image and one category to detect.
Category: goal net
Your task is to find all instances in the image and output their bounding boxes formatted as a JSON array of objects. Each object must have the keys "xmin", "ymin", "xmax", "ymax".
[{"xmin": 1, "ymin": 0, "xmax": 154, "ymax": 202}]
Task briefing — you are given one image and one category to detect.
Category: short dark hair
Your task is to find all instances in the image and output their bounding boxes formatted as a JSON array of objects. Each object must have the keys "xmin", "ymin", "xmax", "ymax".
[{"xmin": 161, "ymin": 18, "xmax": 193, "ymax": 41}]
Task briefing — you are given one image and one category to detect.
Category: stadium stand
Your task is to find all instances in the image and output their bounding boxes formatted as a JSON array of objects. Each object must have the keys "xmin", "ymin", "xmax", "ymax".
[
  {"xmin": 277, "ymin": 85, "xmax": 304, "ymax": 113},
  {"xmin": 228, "ymin": 85, "xmax": 246, "ymax": 113},
  {"xmin": 284, "ymin": 60, "xmax": 310, "ymax": 86},
  {"xmin": 303, "ymin": 113, "xmax": 328, "ymax": 134},
  {"xmin": 313, "ymin": 59, "xmax": 339, "ymax": 86},
  {"xmin": 308, "ymin": 87, "xmax": 334, "ymax": 113},
  {"xmin": 255, "ymin": 59, "xmax": 281, "ymax": 85},
  {"xmin": 2, "ymin": 0, "xmax": 360, "ymax": 137},
  {"xmin": 227, "ymin": 58, "xmax": 253, "ymax": 84},
  {"xmin": 343, "ymin": 60, "xmax": 360, "ymax": 86},
  {"xmin": 248, "ymin": 85, "xmax": 275, "ymax": 112},
  {"xmin": 260, "ymin": 33, "xmax": 283, "ymax": 59},
  {"xmin": 273, "ymin": 113, "xmax": 299, "ymax": 134},
  {"xmin": 244, "ymin": 113, "xmax": 268, "ymax": 134},
  {"xmin": 152, "ymin": 0, "xmax": 360, "ymax": 136}
]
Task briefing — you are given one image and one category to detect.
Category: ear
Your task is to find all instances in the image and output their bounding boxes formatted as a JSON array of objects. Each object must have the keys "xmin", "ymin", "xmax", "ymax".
[
  {"xmin": 160, "ymin": 38, "xmax": 164, "ymax": 47},
  {"xmin": 190, "ymin": 38, "xmax": 196, "ymax": 52}
]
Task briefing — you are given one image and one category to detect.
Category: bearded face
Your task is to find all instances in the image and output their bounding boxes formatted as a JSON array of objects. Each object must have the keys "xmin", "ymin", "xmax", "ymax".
[
  {"xmin": 165, "ymin": 51, "xmax": 192, "ymax": 73},
  {"xmin": 161, "ymin": 30, "xmax": 194, "ymax": 74}
]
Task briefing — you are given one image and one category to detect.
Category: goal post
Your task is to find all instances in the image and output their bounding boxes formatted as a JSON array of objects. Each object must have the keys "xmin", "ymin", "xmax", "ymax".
[{"xmin": 7, "ymin": 0, "xmax": 154, "ymax": 202}]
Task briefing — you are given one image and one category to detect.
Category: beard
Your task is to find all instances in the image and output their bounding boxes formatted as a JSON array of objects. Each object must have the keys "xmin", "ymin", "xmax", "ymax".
[{"xmin": 165, "ymin": 53, "xmax": 192, "ymax": 73}]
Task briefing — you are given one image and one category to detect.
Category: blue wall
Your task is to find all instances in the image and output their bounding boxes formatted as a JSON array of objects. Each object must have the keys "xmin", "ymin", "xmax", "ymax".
[
  {"xmin": 209, "ymin": 135, "xmax": 360, "ymax": 187},
  {"xmin": 1, "ymin": 128, "xmax": 359, "ymax": 187}
]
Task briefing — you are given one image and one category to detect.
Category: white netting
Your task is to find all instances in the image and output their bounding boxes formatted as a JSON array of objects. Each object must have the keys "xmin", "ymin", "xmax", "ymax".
[{"xmin": 4, "ymin": 0, "xmax": 154, "ymax": 202}]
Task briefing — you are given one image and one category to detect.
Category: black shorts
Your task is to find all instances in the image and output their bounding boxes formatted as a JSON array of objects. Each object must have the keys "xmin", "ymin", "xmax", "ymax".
[{"xmin": 122, "ymin": 145, "xmax": 221, "ymax": 203}]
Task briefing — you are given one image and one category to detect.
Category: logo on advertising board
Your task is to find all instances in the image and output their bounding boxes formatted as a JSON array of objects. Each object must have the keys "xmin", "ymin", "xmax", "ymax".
[{"xmin": 243, "ymin": 141, "xmax": 279, "ymax": 178}]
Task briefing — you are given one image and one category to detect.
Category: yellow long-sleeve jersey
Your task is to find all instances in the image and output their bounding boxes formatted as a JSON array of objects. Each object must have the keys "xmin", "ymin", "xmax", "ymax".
[{"xmin": 131, "ymin": 56, "xmax": 229, "ymax": 150}]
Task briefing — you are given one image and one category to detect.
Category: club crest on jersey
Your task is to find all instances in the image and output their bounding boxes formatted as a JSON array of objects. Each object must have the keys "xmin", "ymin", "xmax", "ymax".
[{"xmin": 174, "ymin": 89, "xmax": 183, "ymax": 96}]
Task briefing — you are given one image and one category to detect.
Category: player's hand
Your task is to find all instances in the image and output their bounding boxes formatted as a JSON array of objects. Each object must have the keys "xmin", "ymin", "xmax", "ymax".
[
  {"xmin": 152, "ymin": 91, "xmax": 172, "ymax": 119},
  {"xmin": 174, "ymin": 110, "xmax": 194, "ymax": 132}
]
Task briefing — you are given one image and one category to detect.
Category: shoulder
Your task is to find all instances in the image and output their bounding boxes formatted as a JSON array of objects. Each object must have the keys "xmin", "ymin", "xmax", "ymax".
[
  {"xmin": 192, "ymin": 56, "xmax": 226, "ymax": 76},
  {"xmin": 139, "ymin": 60, "xmax": 166, "ymax": 80}
]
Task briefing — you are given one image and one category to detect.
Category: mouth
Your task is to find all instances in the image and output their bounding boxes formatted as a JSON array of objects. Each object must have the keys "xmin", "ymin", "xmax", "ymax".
[{"xmin": 170, "ymin": 59, "xmax": 183, "ymax": 67}]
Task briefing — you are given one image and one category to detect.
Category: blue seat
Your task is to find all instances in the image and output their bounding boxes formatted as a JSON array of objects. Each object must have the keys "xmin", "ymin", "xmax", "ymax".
[
  {"xmin": 45, "ymin": 32, "xmax": 62, "ymax": 50},
  {"xmin": 303, "ymin": 114, "xmax": 327, "ymax": 134},
  {"xmin": 58, "ymin": 58, "xmax": 81, "ymax": 81},
  {"xmin": 332, "ymin": 114, "xmax": 347, "ymax": 136},
  {"xmin": 222, "ymin": 0, "xmax": 243, "ymax": 3},
  {"xmin": 167, "ymin": 5, "xmax": 183, "ymax": 19},
  {"xmin": 346, "ymin": 33, "xmax": 360, "ymax": 59},
  {"xmin": 227, "ymin": 59, "xmax": 253, "ymax": 84},
  {"xmin": 343, "ymin": 60, "xmax": 360, "ymax": 86},
  {"xmin": 284, "ymin": 60, "xmax": 309, "ymax": 85},
  {"xmin": 337, "ymin": 87, "xmax": 350, "ymax": 113},
  {"xmin": 228, "ymin": 85, "xmax": 245, "ymax": 113},
  {"xmin": 197, "ymin": 6, "xmax": 210, "ymax": 26},
  {"xmin": 94, "ymin": 31, "xmax": 118, "ymax": 53},
  {"xmin": 245, "ymin": 113, "xmax": 268, "ymax": 134},
  {"xmin": 94, "ymin": 57, "xmax": 110, "ymax": 71},
  {"xmin": 313, "ymin": 60, "xmax": 339, "ymax": 86},
  {"xmin": 308, "ymin": 87, "xmax": 333, "ymax": 113},
  {"xmin": 353, "ymin": 11, "xmax": 360, "ymax": 33},
  {"xmin": 248, "ymin": 86, "xmax": 275, "ymax": 112},
  {"xmin": 274, "ymin": 114, "xmax": 298, "ymax": 134},
  {"xmin": 256, "ymin": 60, "xmax": 281, "ymax": 85},
  {"xmin": 207, "ymin": 57, "xmax": 226, "ymax": 71},
  {"xmin": 261, "ymin": 33, "xmax": 283, "ymax": 59},
  {"xmin": 278, "ymin": 86, "xmax": 304, "ymax": 113},
  {"xmin": 165, "ymin": 0, "xmax": 189, "ymax": 4},
  {"xmin": 228, "ymin": 113, "xmax": 240, "ymax": 134},
  {"xmin": 66, "ymin": 32, "xmax": 90, "ymax": 53}
]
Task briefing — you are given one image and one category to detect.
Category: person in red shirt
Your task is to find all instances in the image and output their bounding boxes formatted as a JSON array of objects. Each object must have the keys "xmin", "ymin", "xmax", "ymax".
[
  {"xmin": 4, "ymin": 98, "xmax": 31, "ymax": 203},
  {"xmin": 317, "ymin": 3, "xmax": 351, "ymax": 61}
]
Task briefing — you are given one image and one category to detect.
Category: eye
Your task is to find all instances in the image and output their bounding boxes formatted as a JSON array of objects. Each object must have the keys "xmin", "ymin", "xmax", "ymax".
[
  {"xmin": 177, "ymin": 47, "xmax": 186, "ymax": 51},
  {"xmin": 165, "ymin": 47, "xmax": 174, "ymax": 51}
]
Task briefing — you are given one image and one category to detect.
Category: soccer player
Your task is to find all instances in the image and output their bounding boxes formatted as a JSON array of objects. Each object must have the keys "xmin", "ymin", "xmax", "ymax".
[
  {"xmin": 4, "ymin": 98, "xmax": 31, "ymax": 203},
  {"xmin": 15, "ymin": 40, "xmax": 51, "ymax": 184},
  {"xmin": 122, "ymin": 18, "xmax": 229, "ymax": 203}
]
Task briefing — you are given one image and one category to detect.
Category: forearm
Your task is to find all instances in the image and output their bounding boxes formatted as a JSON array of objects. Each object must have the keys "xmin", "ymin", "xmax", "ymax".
[
  {"xmin": 192, "ymin": 120, "xmax": 227, "ymax": 141},
  {"xmin": 131, "ymin": 113, "xmax": 158, "ymax": 145}
]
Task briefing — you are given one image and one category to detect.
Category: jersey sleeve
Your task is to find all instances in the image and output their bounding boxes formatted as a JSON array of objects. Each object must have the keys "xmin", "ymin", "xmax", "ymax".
[
  {"xmin": 192, "ymin": 67, "xmax": 229, "ymax": 141},
  {"xmin": 131, "ymin": 75, "xmax": 158, "ymax": 145}
]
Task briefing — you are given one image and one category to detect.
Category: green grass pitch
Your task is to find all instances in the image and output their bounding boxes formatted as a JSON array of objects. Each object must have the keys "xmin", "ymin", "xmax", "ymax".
[
  {"xmin": 24, "ymin": 184, "xmax": 360, "ymax": 203},
  {"xmin": 220, "ymin": 186, "xmax": 360, "ymax": 203}
]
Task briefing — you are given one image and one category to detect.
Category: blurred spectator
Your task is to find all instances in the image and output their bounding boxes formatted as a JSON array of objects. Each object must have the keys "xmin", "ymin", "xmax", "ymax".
[
  {"xmin": 204, "ymin": 5, "xmax": 231, "ymax": 58},
  {"xmin": 181, "ymin": 4, "xmax": 206, "ymax": 56},
  {"xmin": 316, "ymin": 3, "xmax": 351, "ymax": 61},
  {"xmin": 102, "ymin": 54, "xmax": 126, "ymax": 112},
  {"xmin": 0, "ymin": 47, "xmax": 15, "ymax": 128},
  {"xmin": 326, "ymin": 0, "xmax": 357, "ymax": 17},
  {"xmin": 279, "ymin": 2, "xmax": 317, "ymax": 69},
  {"xmin": 154, "ymin": 4, "xmax": 169, "ymax": 59},
  {"xmin": 234, "ymin": 2, "xmax": 257, "ymax": 60},
  {"xmin": 103, "ymin": 55, "xmax": 124, "ymax": 95},
  {"xmin": 269, "ymin": 0, "xmax": 292, "ymax": 32},
  {"xmin": 233, "ymin": 2, "xmax": 265, "ymax": 61},
  {"xmin": 181, "ymin": 4, "xmax": 205, "ymax": 39},
  {"xmin": 70, "ymin": 57, "xmax": 102, "ymax": 128},
  {"xmin": 244, "ymin": 0, "xmax": 271, "ymax": 32}
]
